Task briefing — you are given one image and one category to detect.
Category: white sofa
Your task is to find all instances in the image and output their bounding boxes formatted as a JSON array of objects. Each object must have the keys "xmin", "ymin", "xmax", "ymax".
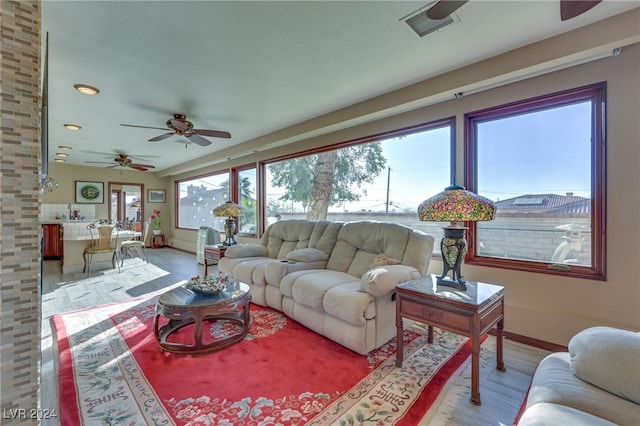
[
  {"xmin": 218, "ymin": 219, "xmax": 434, "ymax": 354},
  {"xmin": 518, "ymin": 326, "xmax": 640, "ymax": 425}
]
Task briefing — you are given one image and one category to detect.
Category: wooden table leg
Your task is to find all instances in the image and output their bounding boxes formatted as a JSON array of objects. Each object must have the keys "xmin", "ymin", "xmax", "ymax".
[
  {"xmin": 471, "ymin": 332, "xmax": 482, "ymax": 405},
  {"xmin": 194, "ymin": 313, "xmax": 204, "ymax": 349},
  {"xmin": 496, "ymin": 317, "xmax": 506, "ymax": 372},
  {"xmin": 395, "ymin": 314, "xmax": 404, "ymax": 367}
]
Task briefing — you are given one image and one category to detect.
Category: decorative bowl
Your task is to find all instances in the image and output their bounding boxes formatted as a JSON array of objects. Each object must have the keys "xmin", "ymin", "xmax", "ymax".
[{"xmin": 185, "ymin": 273, "xmax": 233, "ymax": 295}]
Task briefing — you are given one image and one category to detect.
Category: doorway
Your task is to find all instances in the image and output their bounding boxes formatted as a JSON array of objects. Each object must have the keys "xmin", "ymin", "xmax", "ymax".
[{"xmin": 109, "ymin": 182, "xmax": 144, "ymax": 233}]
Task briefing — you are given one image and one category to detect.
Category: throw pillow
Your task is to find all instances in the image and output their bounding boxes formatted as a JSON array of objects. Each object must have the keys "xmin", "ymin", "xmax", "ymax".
[
  {"xmin": 224, "ymin": 243, "xmax": 269, "ymax": 258},
  {"xmin": 368, "ymin": 253, "xmax": 402, "ymax": 269},
  {"xmin": 360, "ymin": 265, "xmax": 420, "ymax": 297},
  {"xmin": 569, "ymin": 326, "xmax": 640, "ymax": 404},
  {"xmin": 287, "ymin": 248, "xmax": 329, "ymax": 262}
]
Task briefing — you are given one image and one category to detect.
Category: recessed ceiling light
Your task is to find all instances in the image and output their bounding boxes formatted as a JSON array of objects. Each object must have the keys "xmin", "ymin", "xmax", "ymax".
[
  {"xmin": 74, "ymin": 84, "xmax": 100, "ymax": 95},
  {"xmin": 63, "ymin": 124, "xmax": 81, "ymax": 130},
  {"xmin": 56, "ymin": 152, "xmax": 68, "ymax": 157},
  {"xmin": 58, "ymin": 145, "xmax": 72, "ymax": 150},
  {"xmin": 54, "ymin": 158, "xmax": 65, "ymax": 163}
]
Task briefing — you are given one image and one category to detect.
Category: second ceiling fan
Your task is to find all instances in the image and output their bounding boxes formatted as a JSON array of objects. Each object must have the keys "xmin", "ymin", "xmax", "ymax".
[
  {"xmin": 121, "ymin": 113, "xmax": 231, "ymax": 147},
  {"xmin": 426, "ymin": 0, "xmax": 602, "ymax": 21}
]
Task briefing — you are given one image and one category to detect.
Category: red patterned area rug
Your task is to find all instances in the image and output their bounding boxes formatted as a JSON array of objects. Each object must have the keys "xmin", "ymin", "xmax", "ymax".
[{"xmin": 53, "ymin": 294, "xmax": 473, "ymax": 425}]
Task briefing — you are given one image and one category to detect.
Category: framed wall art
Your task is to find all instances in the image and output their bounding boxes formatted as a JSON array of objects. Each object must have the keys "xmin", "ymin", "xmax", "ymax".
[
  {"xmin": 148, "ymin": 189, "xmax": 166, "ymax": 203},
  {"xmin": 75, "ymin": 181, "xmax": 104, "ymax": 204}
]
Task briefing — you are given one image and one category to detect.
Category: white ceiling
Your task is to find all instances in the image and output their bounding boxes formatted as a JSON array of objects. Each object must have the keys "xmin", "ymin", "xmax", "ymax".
[{"xmin": 41, "ymin": 1, "xmax": 638, "ymax": 174}]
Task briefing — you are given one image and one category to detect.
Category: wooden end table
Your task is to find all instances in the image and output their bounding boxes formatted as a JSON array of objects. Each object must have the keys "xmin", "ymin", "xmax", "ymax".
[
  {"xmin": 204, "ymin": 245, "xmax": 227, "ymax": 275},
  {"xmin": 151, "ymin": 233, "xmax": 166, "ymax": 248},
  {"xmin": 395, "ymin": 275, "xmax": 505, "ymax": 405},
  {"xmin": 153, "ymin": 282, "xmax": 251, "ymax": 354}
]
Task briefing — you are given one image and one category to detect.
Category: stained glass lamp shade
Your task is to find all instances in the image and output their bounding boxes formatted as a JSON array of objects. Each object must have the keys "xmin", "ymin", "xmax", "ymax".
[
  {"xmin": 417, "ymin": 185, "xmax": 495, "ymax": 290},
  {"xmin": 212, "ymin": 201, "xmax": 244, "ymax": 246}
]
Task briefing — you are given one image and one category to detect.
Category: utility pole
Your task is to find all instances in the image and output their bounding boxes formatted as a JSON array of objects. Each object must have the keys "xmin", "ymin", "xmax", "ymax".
[{"xmin": 385, "ymin": 167, "xmax": 391, "ymax": 213}]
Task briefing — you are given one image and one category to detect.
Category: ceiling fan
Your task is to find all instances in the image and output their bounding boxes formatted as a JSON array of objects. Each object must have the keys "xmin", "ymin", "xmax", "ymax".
[
  {"xmin": 120, "ymin": 113, "xmax": 231, "ymax": 147},
  {"xmin": 426, "ymin": 0, "xmax": 602, "ymax": 21},
  {"xmin": 86, "ymin": 153, "xmax": 156, "ymax": 172}
]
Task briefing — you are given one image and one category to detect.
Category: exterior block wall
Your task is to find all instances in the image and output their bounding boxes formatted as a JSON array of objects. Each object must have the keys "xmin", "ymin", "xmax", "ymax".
[{"xmin": 0, "ymin": 0, "xmax": 41, "ymax": 419}]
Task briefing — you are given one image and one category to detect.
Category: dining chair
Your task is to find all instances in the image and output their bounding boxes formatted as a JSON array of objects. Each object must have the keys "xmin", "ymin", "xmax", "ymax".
[
  {"xmin": 83, "ymin": 219, "xmax": 121, "ymax": 276},
  {"xmin": 119, "ymin": 220, "xmax": 147, "ymax": 267}
]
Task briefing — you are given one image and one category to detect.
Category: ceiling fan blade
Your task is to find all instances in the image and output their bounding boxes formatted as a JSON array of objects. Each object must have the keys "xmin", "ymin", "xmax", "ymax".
[
  {"xmin": 130, "ymin": 165, "xmax": 150, "ymax": 171},
  {"xmin": 194, "ymin": 129, "xmax": 232, "ymax": 139},
  {"xmin": 131, "ymin": 163, "xmax": 155, "ymax": 169},
  {"xmin": 560, "ymin": 0, "xmax": 601, "ymax": 21},
  {"xmin": 426, "ymin": 0, "xmax": 468, "ymax": 20},
  {"xmin": 149, "ymin": 132, "xmax": 175, "ymax": 142},
  {"xmin": 187, "ymin": 133, "xmax": 212, "ymax": 146},
  {"xmin": 120, "ymin": 123, "xmax": 171, "ymax": 131}
]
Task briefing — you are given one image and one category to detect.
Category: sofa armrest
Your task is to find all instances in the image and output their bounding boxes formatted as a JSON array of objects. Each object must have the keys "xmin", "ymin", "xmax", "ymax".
[
  {"xmin": 360, "ymin": 265, "xmax": 421, "ymax": 297},
  {"xmin": 224, "ymin": 243, "xmax": 269, "ymax": 258},
  {"xmin": 569, "ymin": 326, "xmax": 640, "ymax": 404},
  {"xmin": 265, "ymin": 260, "xmax": 328, "ymax": 287}
]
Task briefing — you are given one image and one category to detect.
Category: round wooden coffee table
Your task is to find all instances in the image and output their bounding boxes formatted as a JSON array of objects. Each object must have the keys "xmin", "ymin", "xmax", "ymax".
[{"xmin": 152, "ymin": 282, "xmax": 251, "ymax": 354}]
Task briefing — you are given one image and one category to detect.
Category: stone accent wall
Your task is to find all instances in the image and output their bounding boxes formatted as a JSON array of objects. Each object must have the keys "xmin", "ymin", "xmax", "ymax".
[{"xmin": 0, "ymin": 0, "xmax": 41, "ymax": 420}]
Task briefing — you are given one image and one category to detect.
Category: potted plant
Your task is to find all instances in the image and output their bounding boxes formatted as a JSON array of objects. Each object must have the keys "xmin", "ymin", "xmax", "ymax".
[{"xmin": 150, "ymin": 210, "xmax": 162, "ymax": 235}]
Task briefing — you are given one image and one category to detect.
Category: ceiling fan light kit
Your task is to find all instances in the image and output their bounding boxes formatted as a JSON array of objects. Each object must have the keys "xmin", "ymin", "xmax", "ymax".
[{"xmin": 63, "ymin": 123, "xmax": 81, "ymax": 131}]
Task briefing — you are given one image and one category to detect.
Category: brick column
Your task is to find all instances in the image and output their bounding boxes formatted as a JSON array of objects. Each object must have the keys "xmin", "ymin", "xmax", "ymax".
[{"xmin": 0, "ymin": 0, "xmax": 41, "ymax": 419}]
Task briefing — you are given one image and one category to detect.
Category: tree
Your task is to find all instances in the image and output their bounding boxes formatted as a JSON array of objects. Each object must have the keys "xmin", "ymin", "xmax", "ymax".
[{"xmin": 268, "ymin": 142, "xmax": 387, "ymax": 220}]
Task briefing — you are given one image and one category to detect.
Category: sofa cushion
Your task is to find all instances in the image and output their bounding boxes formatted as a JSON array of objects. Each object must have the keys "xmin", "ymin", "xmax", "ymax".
[
  {"xmin": 282, "ymin": 270, "xmax": 359, "ymax": 312},
  {"xmin": 323, "ymin": 282, "xmax": 375, "ymax": 326},
  {"xmin": 526, "ymin": 352, "xmax": 640, "ymax": 425},
  {"xmin": 224, "ymin": 244, "xmax": 268, "ymax": 258},
  {"xmin": 518, "ymin": 403, "xmax": 617, "ymax": 426},
  {"xmin": 368, "ymin": 253, "xmax": 402, "ymax": 269},
  {"xmin": 263, "ymin": 219, "xmax": 316, "ymax": 259},
  {"xmin": 569, "ymin": 326, "xmax": 640, "ymax": 404},
  {"xmin": 325, "ymin": 221, "xmax": 434, "ymax": 278},
  {"xmin": 360, "ymin": 265, "xmax": 420, "ymax": 297},
  {"xmin": 287, "ymin": 248, "xmax": 329, "ymax": 262}
]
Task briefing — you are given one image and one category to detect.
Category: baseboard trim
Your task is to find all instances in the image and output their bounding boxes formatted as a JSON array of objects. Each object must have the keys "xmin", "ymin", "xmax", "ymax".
[{"xmin": 490, "ymin": 329, "xmax": 567, "ymax": 352}]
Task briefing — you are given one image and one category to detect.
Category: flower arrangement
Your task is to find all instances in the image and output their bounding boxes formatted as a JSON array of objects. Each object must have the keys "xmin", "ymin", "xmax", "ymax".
[
  {"xmin": 150, "ymin": 209, "xmax": 161, "ymax": 230},
  {"xmin": 185, "ymin": 272, "xmax": 234, "ymax": 294}
]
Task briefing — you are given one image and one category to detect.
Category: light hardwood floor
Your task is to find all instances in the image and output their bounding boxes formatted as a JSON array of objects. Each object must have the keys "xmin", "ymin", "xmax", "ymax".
[{"xmin": 39, "ymin": 248, "xmax": 549, "ymax": 425}]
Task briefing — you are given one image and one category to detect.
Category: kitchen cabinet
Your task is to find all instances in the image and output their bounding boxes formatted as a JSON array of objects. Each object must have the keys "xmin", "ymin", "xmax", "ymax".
[{"xmin": 42, "ymin": 223, "xmax": 63, "ymax": 260}]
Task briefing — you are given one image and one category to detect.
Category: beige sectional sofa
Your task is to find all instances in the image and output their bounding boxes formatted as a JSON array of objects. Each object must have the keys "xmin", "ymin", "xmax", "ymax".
[
  {"xmin": 218, "ymin": 219, "xmax": 434, "ymax": 354},
  {"xmin": 518, "ymin": 326, "xmax": 640, "ymax": 425}
]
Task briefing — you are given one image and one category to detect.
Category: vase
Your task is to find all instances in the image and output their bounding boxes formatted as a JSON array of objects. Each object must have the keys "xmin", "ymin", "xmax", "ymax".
[{"xmin": 153, "ymin": 229, "xmax": 162, "ymax": 235}]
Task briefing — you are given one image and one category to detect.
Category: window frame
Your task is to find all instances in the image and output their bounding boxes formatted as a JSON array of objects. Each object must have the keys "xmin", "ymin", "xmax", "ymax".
[
  {"xmin": 464, "ymin": 82, "xmax": 607, "ymax": 280},
  {"xmin": 232, "ymin": 163, "xmax": 258, "ymax": 238}
]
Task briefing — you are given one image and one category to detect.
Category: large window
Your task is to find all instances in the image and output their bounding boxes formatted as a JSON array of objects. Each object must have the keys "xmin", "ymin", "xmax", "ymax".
[
  {"xmin": 465, "ymin": 83, "xmax": 606, "ymax": 279},
  {"xmin": 177, "ymin": 171, "xmax": 230, "ymax": 230},
  {"xmin": 263, "ymin": 119, "xmax": 454, "ymax": 249}
]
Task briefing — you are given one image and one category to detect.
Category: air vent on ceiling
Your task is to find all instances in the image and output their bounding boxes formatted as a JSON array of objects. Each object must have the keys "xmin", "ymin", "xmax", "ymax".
[{"xmin": 404, "ymin": 7, "xmax": 458, "ymax": 38}]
